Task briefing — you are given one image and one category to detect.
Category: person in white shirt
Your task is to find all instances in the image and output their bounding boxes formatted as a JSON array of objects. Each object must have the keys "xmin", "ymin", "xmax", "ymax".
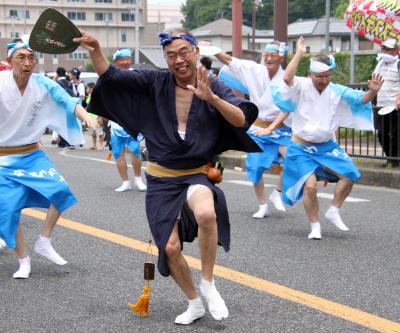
[
  {"xmin": 109, "ymin": 48, "xmax": 146, "ymax": 192},
  {"xmin": 0, "ymin": 40, "xmax": 95, "ymax": 278},
  {"xmin": 265, "ymin": 37, "xmax": 383, "ymax": 240},
  {"xmin": 216, "ymin": 41, "xmax": 290, "ymax": 219},
  {"xmin": 373, "ymin": 38, "xmax": 400, "ymax": 167}
]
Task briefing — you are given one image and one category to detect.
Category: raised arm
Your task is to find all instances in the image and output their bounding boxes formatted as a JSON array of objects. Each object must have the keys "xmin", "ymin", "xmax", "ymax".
[
  {"xmin": 284, "ymin": 36, "xmax": 306, "ymax": 86},
  {"xmin": 73, "ymin": 30, "xmax": 110, "ymax": 76},
  {"xmin": 187, "ymin": 66, "xmax": 245, "ymax": 127},
  {"xmin": 214, "ymin": 51, "xmax": 233, "ymax": 65},
  {"xmin": 362, "ymin": 73, "xmax": 384, "ymax": 104},
  {"xmin": 253, "ymin": 112, "xmax": 289, "ymax": 136}
]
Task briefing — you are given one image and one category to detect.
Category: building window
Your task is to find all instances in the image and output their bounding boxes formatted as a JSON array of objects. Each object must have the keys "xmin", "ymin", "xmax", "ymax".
[
  {"xmin": 95, "ymin": 13, "xmax": 112, "ymax": 21},
  {"xmin": 68, "ymin": 51, "xmax": 89, "ymax": 60},
  {"xmin": 341, "ymin": 36, "xmax": 350, "ymax": 51},
  {"xmin": 306, "ymin": 46, "xmax": 310, "ymax": 54},
  {"xmin": 358, "ymin": 37, "xmax": 373, "ymax": 50},
  {"xmin": 10, "ymin": 31, "xmax": 20, "ymax": 38},
  {"xmin": 121, "ymin": 32, "xmax": 127, "ymax": 42},
  {"xmin": 292, "ymin": 41, "xmax": 296, "ymax": 53},
  {"xmin": 67, "ymin": 0, "xmax": 85, "ymax": 2},
  {"xmin": 9, "ymin": 10, "xmax": 29, "ymax": 19},
  {"xmin": 121, "ymin": 0, "xmax": 136, "ymax": 3},
  {"xmin": 95, "ymin": 0, "xmax": 112, "ymax": 3},
  {"xmin": 121, "ymin": 13, "xmax": 135, "ymax": 22},
  {"xmin": 67, "ymin": 12, "xmax": 86, "ymax": 21}
]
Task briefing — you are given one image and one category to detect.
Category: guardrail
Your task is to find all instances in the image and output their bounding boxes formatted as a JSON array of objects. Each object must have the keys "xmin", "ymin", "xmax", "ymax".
[{"xmin": 338, "ymin": 84, "xmax": 399, "ymax": 164}]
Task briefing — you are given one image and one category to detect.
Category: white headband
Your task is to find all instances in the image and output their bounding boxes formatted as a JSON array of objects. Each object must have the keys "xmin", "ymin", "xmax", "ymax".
[{"xmin": 309, "ymin": 55, "xmax": 336, "ymax": 73}]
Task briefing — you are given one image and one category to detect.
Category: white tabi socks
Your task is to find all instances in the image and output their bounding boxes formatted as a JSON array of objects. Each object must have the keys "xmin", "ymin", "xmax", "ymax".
[
  {"xmin": 269, "ymin": 189, "xmax": 286, "ymax": 211},
  {"xmin": 134, "ymin": 176, "xmax": 147, "ymax": 191},
  {"xmin": 175, "ymin": 297, "xmax": 205, "ymax": 325},
  {"xmin": 252, "ymin": 203, "xmax": 269, "ymax": 219},
  {"xmin": 115, "ymin": 180, "xmax": 132, "ymax": 192},
  {"xmin": 13, "ymin": 256, "xmax": 31, "ymax": 279},
  {"xmin": 199, "ymin": 278, "xmax": 229, "ymax": 321},
  {"xmin": 325, "ymin": 206, "xmax": 349, "ymax": 231},
  {"xmin": 308, "ymin": 222, "xmax": 322, "ymax": 240},
  {"xmin": 34, "ymin": 235, "xmax": 67, "ymax": 265},
  {"xmin": 0, "ymin": 237, "xmax": 6, "ymax": 250}
]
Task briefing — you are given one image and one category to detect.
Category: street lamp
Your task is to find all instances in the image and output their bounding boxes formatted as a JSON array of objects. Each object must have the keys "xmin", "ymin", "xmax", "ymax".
[
  {"xmin": 134, "ymin": 0, "xmax": 140, "ymax": 64},
  {"xmin": 105, "ymin": 16, "xmax": 111, "ymax": 55},
  {"xmin": 251, "ymin": 0, "xmax": 261, "ymax": 50}
]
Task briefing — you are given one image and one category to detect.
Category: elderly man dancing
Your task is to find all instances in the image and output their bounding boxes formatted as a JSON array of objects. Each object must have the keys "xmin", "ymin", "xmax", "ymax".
[
  {"xmin": 0, "ymin": 39, "xmax": 94, "ymax": 278},
  {"xmin": 216, "ymin": 41, "xmax": 291, "ymax": 218},
  {"xmin": 260, "ymin": 37, "xmax": 383, "ymax": 239}
]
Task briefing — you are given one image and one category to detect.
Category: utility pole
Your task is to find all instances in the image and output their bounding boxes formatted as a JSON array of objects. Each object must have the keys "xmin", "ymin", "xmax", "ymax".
[
  {"xmin": 232, "ymin": 0, "xmax": 242, "ymax": 58},
  {"xmin": 273, "ymin": 0, "xmax": 288, "ymax": 65},
  {"xmin": 251, "ymin": 0, "xmax": 261, "ymax": 50},
  {"xmin": 134, "ymin": 0, "xmax": 140, "ymax": 64},
  {"xmin": 24, "ymin": 0, "xmax": 27, "ymax": 34},
  {"xmin": 324, "ymin": 0, "xmax": 331, "ymax": 52}
]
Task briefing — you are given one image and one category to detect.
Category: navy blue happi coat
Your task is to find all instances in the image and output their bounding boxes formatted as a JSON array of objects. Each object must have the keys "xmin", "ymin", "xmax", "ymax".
[{"xmin": 89, "ymin": 65, "xmax": 260, "ymax": 276}]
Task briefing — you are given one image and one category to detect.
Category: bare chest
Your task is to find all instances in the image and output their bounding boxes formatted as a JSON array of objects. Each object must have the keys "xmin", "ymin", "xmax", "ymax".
[{"xmin": 175, "ymin": 87, "xmax": 194, "ymax": 131}]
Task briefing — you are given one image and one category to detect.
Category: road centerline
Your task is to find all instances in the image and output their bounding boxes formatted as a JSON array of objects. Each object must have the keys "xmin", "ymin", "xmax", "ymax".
[{"xmin": 22, "ymin": 208, "xmax": 400, "ymax": 333}]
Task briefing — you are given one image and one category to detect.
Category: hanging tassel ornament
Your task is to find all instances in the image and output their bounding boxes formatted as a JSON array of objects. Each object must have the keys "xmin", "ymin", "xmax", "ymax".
[
  {"xmin": 128, "ymin": 283, "xmax": 152, "ymax": 317},
  {"xmin": 128, "ymin": 240, "xmax": 155, "ymax": 318},
  {"xmin": 106, "ymin": 150, "xmax": 112, "ymax": 161}
]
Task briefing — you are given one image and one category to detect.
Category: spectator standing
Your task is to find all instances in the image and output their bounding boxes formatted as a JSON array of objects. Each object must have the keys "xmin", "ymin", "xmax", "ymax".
[{"xmin": 373, "ymin": 38, "xmax": 400, "ymax": 167}]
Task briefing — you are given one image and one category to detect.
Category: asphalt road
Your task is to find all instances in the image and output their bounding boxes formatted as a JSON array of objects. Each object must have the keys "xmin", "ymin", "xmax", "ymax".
[{"xmin": 1, "ymin": 138, "xmax": 399, "ymax": 333}]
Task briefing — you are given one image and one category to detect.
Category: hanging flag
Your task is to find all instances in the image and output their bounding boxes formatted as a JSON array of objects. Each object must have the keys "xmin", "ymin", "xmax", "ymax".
[{"xmin": 344, "ymin": 0, "xmax": 400, "ymax": 46}]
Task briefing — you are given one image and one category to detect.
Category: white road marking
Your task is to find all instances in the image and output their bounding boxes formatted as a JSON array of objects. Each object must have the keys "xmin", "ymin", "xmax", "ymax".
[{"xmin": 226, "ymin": 180, "xmax": 274, "ymax": 187}]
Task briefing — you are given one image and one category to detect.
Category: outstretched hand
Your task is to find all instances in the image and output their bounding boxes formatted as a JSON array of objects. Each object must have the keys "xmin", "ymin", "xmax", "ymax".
[
  {"xmin": 73, "ymin": 29, "xmax": 100, "ymax": 51},
  {"xmin": 187, "ymin": 66, "xmax": 216, "ymax": 102},
  {"xmin": 368, "ymin": 73, "xmax": 384, "ymax": 93},
  {"xmin": 296, "ymin": 36, "xmax": 306, "ymax": 56},
  {"xmin": 253, "ymin": 127, "xmax": 273, "ymax": 136}
]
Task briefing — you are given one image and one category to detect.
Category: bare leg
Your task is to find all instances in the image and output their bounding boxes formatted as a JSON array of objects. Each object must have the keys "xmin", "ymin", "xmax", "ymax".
[
  {"xmin": 34, "ymin": 205, "xmax": 67, "ymax": 265},
  {"xmin": 187, "ymin": 187, "xmax": 217, "ymax": 282},
  {"xmin": 15, "ymin": 223, "xmax": 28, "ymax": 259},
  {"xmin": 131, "ymin": 153, "xmax": 146, "ymax": 191},
  {"xmin": 41, "ymin": 204, "xmax": 61, "ymax": 238},
  {"xmin": 166, "ymin": 223, "xmax": 205, "ymax": 325},
  {"xmin": 116, "ymin": 150, "xmax": 129, "ymax": 181},
  {"xmin": 115, "ymin": 150, "xmax": 132, "ymax": 192},
  {"xmin": 324, "ymin": 175, "xmax": 352, "ymax": 231},
  {"xmin": 252, "ymin": 179, "xmax": 269, "ymax": 218},
  {"xmin": 13, "ymin": 224, "xmax": 31, "ymax": 279},
  {"xmin": 303, "ymin": 174, "xmax": 321, "ymax": 239},
  {"xmin": 98, "ymin": 135, "xmax": 104, "ymax": 149},
  {"xmin": 188, "ymin": 187, "xmax": 229, "ymax": 321},
  {"xmin": 91, "ymin": 134, "xmax": 97, "ymax": 149}
]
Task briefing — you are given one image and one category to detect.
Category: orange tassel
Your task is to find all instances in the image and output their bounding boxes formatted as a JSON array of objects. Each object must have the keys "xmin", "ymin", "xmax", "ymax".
[
  {"xmin": 323, "ymin": 180, "xmax": 329, "ymax": 187},
  {"xmin": 128, "ymin": 284, "xmax": 151, "ymax": 317},
  {"xmin": 106, "ymin": 150, "xmax": 112, "ymax": 161}
]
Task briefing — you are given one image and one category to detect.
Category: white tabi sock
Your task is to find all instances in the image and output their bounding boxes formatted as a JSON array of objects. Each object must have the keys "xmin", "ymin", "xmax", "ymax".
[
  {"xmin": 252, "ymin": 203, "xmax": 269, "ymax": 219},
  {"xmin": 199, "ymin": 278, "xmax": 229, "ymax": 321},
  {"xmin": 269, "ymin": 189, "xmax": 286, "ymax": 212},
  {"xmin": 115, "ymin": 180, "xmax": 132, "ymax": 192},
  {"xmin": 174, "ymin": 297, "xmax": 205, "ymax": 325},
  {"xmin": 134, "ymin": 176, "xmax": 147, "ymax": 191},
  {"xmin": 308, "ymin": 222, "xmax": 322, "ymax": 240},
  {"xmin": 34, "ymin": 235, "xmax": 67, "ymax": 265},
  {"xmin": 13, "ymin": 256, "xmax": 31, "ymax": 279},
  {"xmin": 0, "ymin": 237, "xmax": 6, "ymax": 250},
  {"xmin": 325, "ymin": 206, "xmax": 349, "ymax": 231}
]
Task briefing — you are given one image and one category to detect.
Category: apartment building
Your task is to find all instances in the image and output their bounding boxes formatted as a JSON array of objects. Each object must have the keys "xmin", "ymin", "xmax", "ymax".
[{"xmin": 0, "ymin": 0, "xmax": 164, "ymax": 72}]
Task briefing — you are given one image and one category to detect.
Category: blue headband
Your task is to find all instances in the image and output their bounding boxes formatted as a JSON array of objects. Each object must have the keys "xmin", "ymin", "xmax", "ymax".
[
  {"xmin": 7, "ymin": 42, "xmax": 36, "ymax": 58},
  {"xmin": 159, "ymin": 32, "xmax": 197, "ymax": 48},
  {"xmin": 264, "ymin": 42, "xmax": 288, "ymax": 56},
  {"xmin": 112, "ymin": 48, "xmax": 132, "ymax": 60}
]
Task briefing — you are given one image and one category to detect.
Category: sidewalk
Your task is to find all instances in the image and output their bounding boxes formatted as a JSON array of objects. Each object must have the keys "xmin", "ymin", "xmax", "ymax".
[
  {"xmin": 42, "ymin": 134, "xmax": 400, "ymax": 189},
  {"xmin": 220, "ymin": 150, "xmax": 400, "ymax": 189}
]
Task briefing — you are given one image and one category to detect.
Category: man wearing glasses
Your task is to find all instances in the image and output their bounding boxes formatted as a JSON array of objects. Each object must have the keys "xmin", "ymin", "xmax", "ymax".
[
  {"xmin": 373, "ymin": 38, "xmax": 400, "ymax": 168},
  {"xmin": 75, "ymin": 28, "xmax": 259, "ymax": 324},
  {"xmin": 0, "ymin": 38, "xmax": 95, "ymax": 278},
  {"xmin": 215, "ymin": 41, "xmax": 290, "ymax": 219},
  {"xmin": 264, "ymin": 37, "xmax": 383, "ymax": 240}
]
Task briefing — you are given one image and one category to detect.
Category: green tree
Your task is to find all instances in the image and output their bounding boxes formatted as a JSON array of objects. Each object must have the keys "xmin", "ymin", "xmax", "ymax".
[{"xmin": 181, "ymin": 0, "xmax": 352, "ymax": 31}]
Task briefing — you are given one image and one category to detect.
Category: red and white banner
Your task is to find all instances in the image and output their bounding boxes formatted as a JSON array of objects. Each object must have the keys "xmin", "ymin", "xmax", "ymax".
[{"xmin": 345, "ymin": 0, "xmax": 400, "ymax": 46}]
